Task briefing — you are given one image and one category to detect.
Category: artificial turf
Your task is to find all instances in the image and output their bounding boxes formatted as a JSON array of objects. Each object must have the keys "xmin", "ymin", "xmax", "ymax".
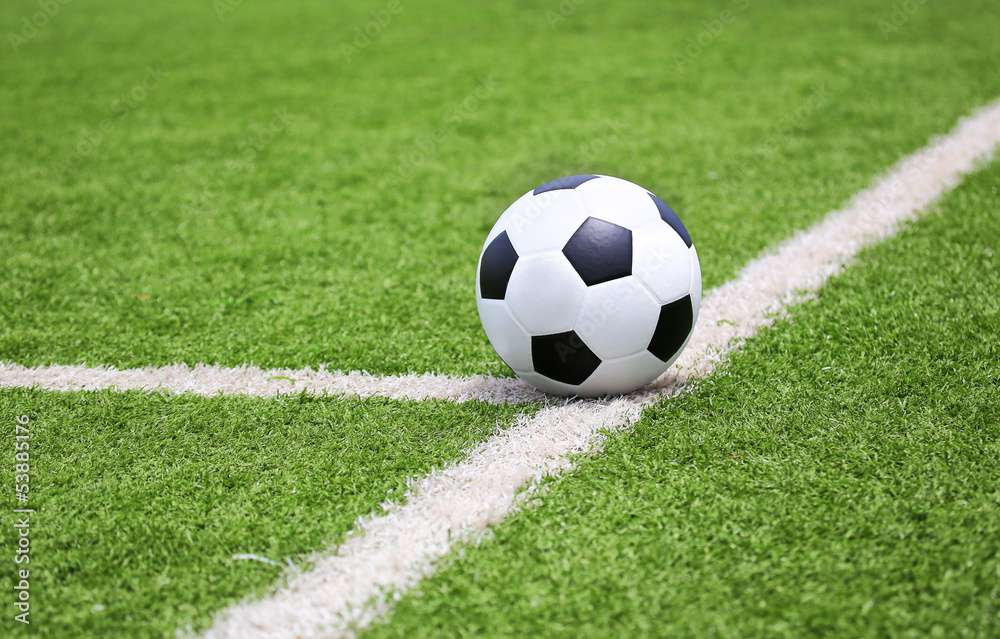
[
  {"xmin": 0, "ymin": 389, "xmax": 529, "ymax": 638},
  {"xmin": 361, "ymin": 160, "xmax": 1000, "ymax": 638},
  {"xmin": 1, "ymin": 0, "xmax": 1000, "ymax": 375},
  {"xmin": 3, "ymin": 1, "xmax": 1000, "ymax": 637}
]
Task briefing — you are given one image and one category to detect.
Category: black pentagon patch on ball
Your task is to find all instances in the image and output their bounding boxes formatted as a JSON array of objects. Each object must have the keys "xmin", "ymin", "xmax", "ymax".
[
  {"xmin": 532, "ymin": 330, "xmax": 602, "ymax": 386},
  {"xmin": 648, "ymin": 193, "xmax": 693, "ymax": 248},
  {"xmin": 479, "ymin": 231, "xmax": 519, "ymax": 300},
  {"xmin": 648, "ymin": 294, "xmax": 694, "ymax": 362},
  {"xmin": 533, "ymin": 174, "xmax": 599, "ymax": 195},
  {"xmin": 562, "ymin": 217, "xmax": 632, "ymax": 286}
]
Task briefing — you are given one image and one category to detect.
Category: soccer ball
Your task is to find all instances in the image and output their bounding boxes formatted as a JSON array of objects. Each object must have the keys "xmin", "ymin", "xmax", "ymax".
[{"xmin": 476, "ymin": 174, "xmax": 701, "ymax": 397}]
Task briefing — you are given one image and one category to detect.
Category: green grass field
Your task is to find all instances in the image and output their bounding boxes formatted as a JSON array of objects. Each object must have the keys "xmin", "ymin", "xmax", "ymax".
[{"xmin": 1, "ymin": 0, "xmax": 999, "ymax": 637}]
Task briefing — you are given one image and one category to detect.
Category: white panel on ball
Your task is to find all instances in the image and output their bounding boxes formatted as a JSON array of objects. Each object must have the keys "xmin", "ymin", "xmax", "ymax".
[
  {"xmin": 689, "ymin": 245, "xmax": 703, "ymax": 320},
  {"xmin": 575, "ymin": 351, "xmax": 668, "ymax": 397},
  {"xmin": 575, "ymin": 175, "xmax": 662, "ymax": 229},
  {"xmin": 504, "ymin": 190, "xmax": 590, "ymax": 257},
  {"xmin": 575, "ymin": 276, "xmax": 660, "ymax": 360},
  {"xmin": 504, "ymin": 252, "xmax": 587, "ymax": 335},
  {"xmin": 476, "ymin": 299, "xmax": 533, "ymax": 372},
  {"xmin": 631, "ymin": 220, "xmax": 693, "ymax": 304}
]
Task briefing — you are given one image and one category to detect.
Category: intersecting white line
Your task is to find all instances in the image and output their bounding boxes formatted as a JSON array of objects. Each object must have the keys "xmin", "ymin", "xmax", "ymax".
[
  {"xmin": 2, "ymin": 99, "xmax": 999, "ymax": 639},
  {"xmin": 0, "ymin": 362, "xmax": 548, "ymax": 405}
]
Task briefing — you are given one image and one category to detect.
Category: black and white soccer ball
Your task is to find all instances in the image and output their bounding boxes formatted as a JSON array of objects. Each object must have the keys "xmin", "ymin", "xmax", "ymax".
[{"xmin": 476, "ymin": 174, "xmax": 701, "ymax": 397}]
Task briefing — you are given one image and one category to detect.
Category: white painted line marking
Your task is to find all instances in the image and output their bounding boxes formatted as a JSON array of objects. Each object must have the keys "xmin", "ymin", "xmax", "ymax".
[{"xmin": 0, "ymin": 362, "xmax": 546, "ymax": 404}]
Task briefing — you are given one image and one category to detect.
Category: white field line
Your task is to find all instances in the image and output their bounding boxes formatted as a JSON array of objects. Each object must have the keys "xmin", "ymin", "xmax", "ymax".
[
  {"xmin": 0, "ymin": 362, "xmax": 548, "ymax": 405},
  {"xmin": 193, "ymin": 100, "xmax": 1000, "ymax": 639}
]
